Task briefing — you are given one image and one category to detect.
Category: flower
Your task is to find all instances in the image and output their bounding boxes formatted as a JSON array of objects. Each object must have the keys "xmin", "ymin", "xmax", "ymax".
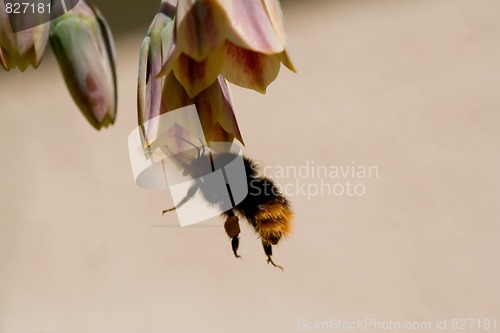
[
  {"xmin": 49, "ymin": 1, "xmax": 117, "ymax": 130},
  {"xmin": 161, "ymin": 72, "xmax": 243, "ymax": 144},
  {"xmin": 0, "ymin": 0, "xmax": 49, "ymax": 71},
  {"xmin": 158, "ymin": 0, "xmax": 296, "ymax": 98},
  {"xmin": 137, "ymin": 1, "xmax": 176, "ymax": 136},
  {"xmin": 138, "ymin": 1, "xmax": 243, "ymax": 147}
]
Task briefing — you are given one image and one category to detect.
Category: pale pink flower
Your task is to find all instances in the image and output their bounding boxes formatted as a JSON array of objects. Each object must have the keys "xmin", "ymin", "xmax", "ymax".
[
  {"xmin": 138, "ymin": 1, "xmax": 243, "ymax": 146},
  {"xmin": 158, "ymin": 0, "xmax": 296, "ymax": 98}
]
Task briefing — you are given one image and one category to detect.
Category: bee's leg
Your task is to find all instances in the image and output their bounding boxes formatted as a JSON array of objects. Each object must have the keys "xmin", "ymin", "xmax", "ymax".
[
  {"xmin": 231, "ymin": 237, "xmax": 241, "ymax": 259},
  {"xmin": 224, "ymin": 213, "xmax": 241, "ymax": 259},
  {"xmin": 262, "ymin": 241, "xmax": 284, "ymax": 271},
  {"xmin": 162, "ymin": 183, "xmax": 199, "ymax": 215}
]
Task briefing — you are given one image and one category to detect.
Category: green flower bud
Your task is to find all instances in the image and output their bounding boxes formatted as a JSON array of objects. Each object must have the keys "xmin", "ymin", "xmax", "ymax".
[{"xmin": 50, "ymin": 1, "xmax": 117, "ymax": 130}]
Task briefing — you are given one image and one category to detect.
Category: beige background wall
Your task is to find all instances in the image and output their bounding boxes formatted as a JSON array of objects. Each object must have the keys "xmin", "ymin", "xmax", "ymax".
[{"xmin": 0, "ymin": 0, "xmax": 499, "ymax": 332}]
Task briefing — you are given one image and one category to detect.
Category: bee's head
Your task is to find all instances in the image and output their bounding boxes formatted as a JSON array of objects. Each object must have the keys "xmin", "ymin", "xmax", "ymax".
[{"xmin": 183, "ymin": 154, "xmax": 212, "ymax": 178}]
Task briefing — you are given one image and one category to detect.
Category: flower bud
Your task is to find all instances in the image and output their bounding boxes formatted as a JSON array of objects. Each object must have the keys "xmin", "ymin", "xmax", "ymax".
[
  {"xmin": 0, "ymin": 0, "xmax": 49, "ymax": 71},
  {"xmin": 49, "ymin": 1, "xmax": 117, "ymax": 129}
]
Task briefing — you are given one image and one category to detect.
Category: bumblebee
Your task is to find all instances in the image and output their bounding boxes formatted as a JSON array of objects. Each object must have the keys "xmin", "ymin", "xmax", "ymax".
[{"xmin": 162, "ymin": 138, "xmax": 292, "ymax": 270}]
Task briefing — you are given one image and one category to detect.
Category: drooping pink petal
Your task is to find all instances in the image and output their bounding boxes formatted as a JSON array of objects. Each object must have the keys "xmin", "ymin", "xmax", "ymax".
[
  {"xmin": 279, "ymin": 49, "xmax": 297, "ymax": 72},
  {"xmin": 175, "ymin": 0, "xmax": 227, "ymax": 61},
  {"xmin": 138, "ymin": 36, "xmax": 168, "ymax": 145},
  {"xmin": 32, "ymin": 25, "xmax": 50, "ymax": 68},
  {"xmin": 203, "ymin": 122, "xmax": 234, "ymax": 144},
  {"xmin": 161, "ymin": 71, "xmax": 194, "ymax": 113},
  {"xmin": 156, "ymin": 71, "xmax": 199, "ymax": 153},
  {"xmin": 139, "ymin": 14, "xmax": 171, "ymax": 129},
  {"xmin": 161, "ymin": 71, "xmax": 243, "ymax": 144},
  {"xmin": 139, "ymin": 4, "xmax": 179, "ymax": 143},
  {"xmin": 195, "ymin": 76, "xmax": 243, "ymax": 144},
  {"xmin": 156, "ymin": 38, "xmax": 177, "ymax": 77},
  {"xmin": 161, "ymin": 72, "xmax": 215, "ymax": 143},
  {"xmin": 222, "ymin": 0, "xmax": 284, "ymax": 55},
  {"xmin": 262, "ymin": 0, "xmax": 297, "ymax": 73},
  {"xmin": 261, "ymin": 0, "xmax": 287, "ymax": 46},
  {"xmin": 216, "ymin": 76, "xmax": 244, "ymax": 144},
  {"xmin": 222, "ymin": 42, "xmax": 280, "ymax": 94},
  {"xmin": 172, "ymin": 42, "xmax": 226, "ymax": 98}
]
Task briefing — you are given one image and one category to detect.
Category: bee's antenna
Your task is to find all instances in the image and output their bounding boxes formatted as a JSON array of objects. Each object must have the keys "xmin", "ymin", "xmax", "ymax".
[
  {"xmin": 174, "ymin": 134, "xmax": 201, "ymax": 158},
  {"xmin": 198, "ymin": 138, "xmax": 206, "ymax": 156},
  {"xmin": 162, "ymin": 143, "xmax": 175, "ymax": 155}
]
